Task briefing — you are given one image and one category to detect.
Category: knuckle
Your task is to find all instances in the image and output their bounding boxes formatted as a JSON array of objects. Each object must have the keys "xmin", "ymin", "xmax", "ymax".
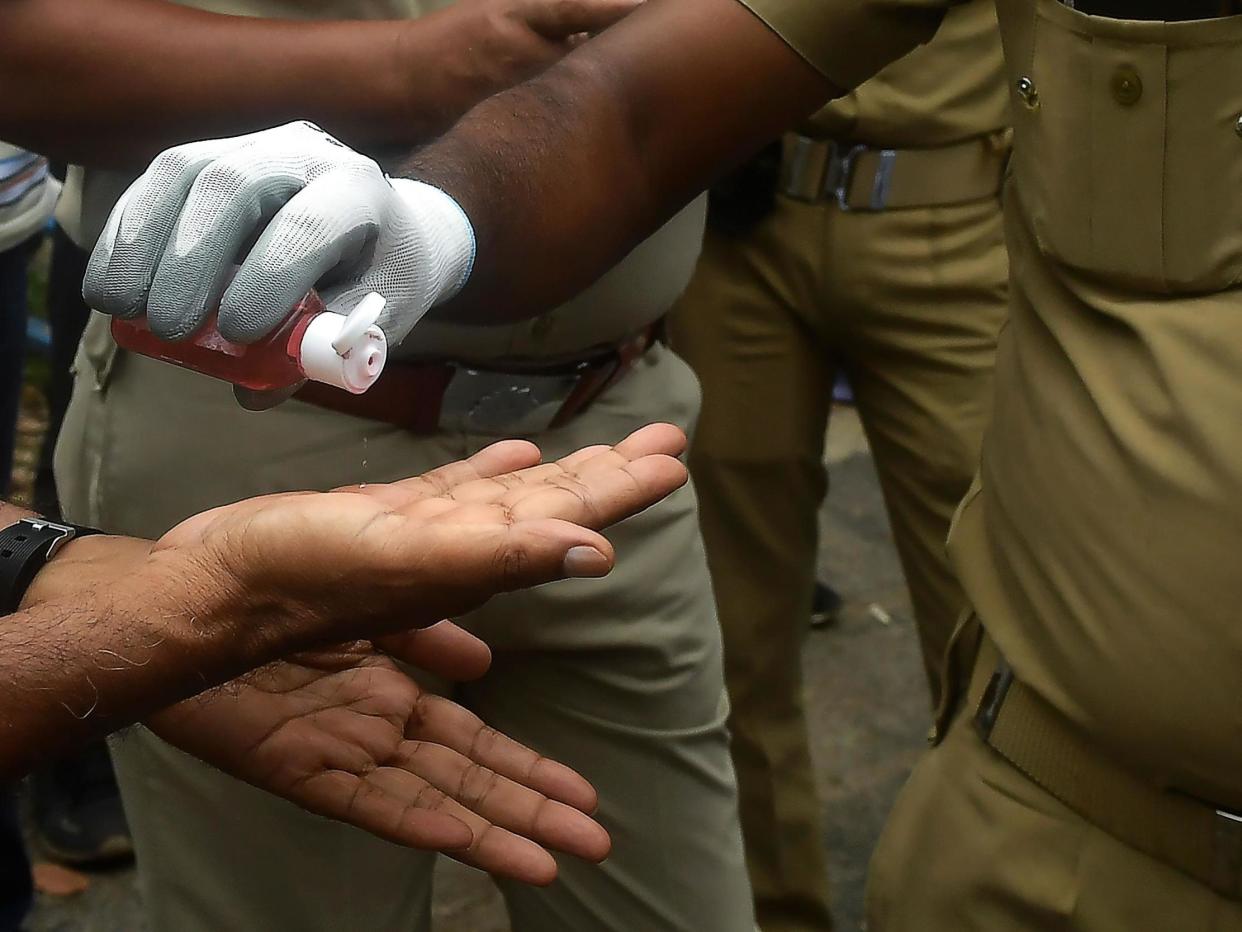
[
  {"xmin": 412, "ymin": 782, "xmax": 452, "ymax": 812},
  {"xmin": 552, "ymin": 472, "xmax": 595, "ymax": 505},
  {"xmin": 456, "ymin": 762, "xmax": 501, "ymax": 808},
  {"xmin": 148, "ymin": 144, "xmax": 200, "ymax": 179},
  {"xmin": 496, "ymin": 539, "xmax": 532, "ymax": 587},
  {"xmin": 194, "ymin": 157, "xmax": 256, "ymax": 196},
  {"xmin": 466, "ymin": 723, "xmax": 501, "ymax": 762},
  {"xmin": 409, "ymin": 693, "xmax": 436, "ymax": 732}
]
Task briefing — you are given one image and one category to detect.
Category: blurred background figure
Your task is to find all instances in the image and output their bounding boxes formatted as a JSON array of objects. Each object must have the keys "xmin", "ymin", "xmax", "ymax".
[
  {"xmin": 0, "ymin": 152, "xmax": 131, "ymax": 922},
  {"xmin": 668, "ymin": 2, "xmax": 1010, "ymax": 926},
  {"xmin": 0, "ymin": 143, "xmax": 57, "ymax": 497},
  {"xmin": 0, "ymin": 138, "xmax": 58, "ymax": 932},
  {"xmin": 32, "ymin": 167, "xmax": 92, "ymax": 519}
]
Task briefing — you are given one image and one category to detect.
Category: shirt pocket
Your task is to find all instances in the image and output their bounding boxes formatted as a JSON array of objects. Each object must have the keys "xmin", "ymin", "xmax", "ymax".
[
  {"xmin": 1001, "ymin": 0, "xmax": 1242, "ymax": 292},
  {"xmin": 75, "ymin": 311, "xmax": 120, "ymax": 393}
]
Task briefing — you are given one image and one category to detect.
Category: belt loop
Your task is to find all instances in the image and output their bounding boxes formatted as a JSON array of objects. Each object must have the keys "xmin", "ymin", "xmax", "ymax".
[
  {"xmin": 869, "ymin": 150, "xmax": 897, "ymax": 211},
  {"xmin": 973, "ymin": 659, "xmax": 1014, "ymax": 741},
  {"xmin": 781, "ymin": 135, "xmax": 832, "ymax": 203},
  {"xmin": 834, "ymin": 144, "xmax": 867, "ymax": 212},
  {"xmin": 1213, "ymin": 809, "xmax": 1242, "ymax": 898}
]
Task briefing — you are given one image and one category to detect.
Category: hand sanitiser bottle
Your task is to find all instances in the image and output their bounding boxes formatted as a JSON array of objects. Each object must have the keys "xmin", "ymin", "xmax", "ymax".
[{"xmin": 110, "ymin": 290, "xmax": 389, "ymax": 399}]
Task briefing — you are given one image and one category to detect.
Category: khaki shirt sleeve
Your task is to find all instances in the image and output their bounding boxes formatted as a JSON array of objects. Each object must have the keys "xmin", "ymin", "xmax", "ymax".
[{"xmin": 736, "ymin": 0, "xmax": 958, "ymax": 91}]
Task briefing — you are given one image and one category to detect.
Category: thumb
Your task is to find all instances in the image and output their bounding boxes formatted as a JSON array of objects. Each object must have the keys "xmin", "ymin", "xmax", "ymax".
[
  {"xmin": 491, "ymin": 519, "xmax": 615, "ymax": 592},
  {"xmin": 419, "ymin": 519, "xmax": 616, "ymax": 596}
]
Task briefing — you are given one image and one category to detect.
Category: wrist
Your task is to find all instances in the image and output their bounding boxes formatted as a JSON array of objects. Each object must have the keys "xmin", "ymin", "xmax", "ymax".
[
  {"xmin": 18, "ymin": 532, "xmax": 283, "ymax": 672},
  {"xmin": 151, "ymin": 537, "xmax": 331, "ymax": 670},
  {"xmin": 390, "ymin": 177, "xmax": 476, "ymax": 305},
  {"xmin": 20, "ymin": 534, "xmax": 155, "ymax": 610},
  {"xmin": 389, "ymin": 14, "xmax": 497, "ymax": 139}
]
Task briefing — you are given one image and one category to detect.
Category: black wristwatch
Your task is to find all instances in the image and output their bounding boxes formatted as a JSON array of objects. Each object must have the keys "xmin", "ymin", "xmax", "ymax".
[{"xmin": 0, "ymin": 517, "xmax": 102, "ymax": 614}]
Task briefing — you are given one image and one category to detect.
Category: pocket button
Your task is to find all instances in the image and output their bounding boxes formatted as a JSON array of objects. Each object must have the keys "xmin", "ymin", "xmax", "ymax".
[{"xmin": 1110, "ymin": 65, "xmax": 1143, "ymax": 107}]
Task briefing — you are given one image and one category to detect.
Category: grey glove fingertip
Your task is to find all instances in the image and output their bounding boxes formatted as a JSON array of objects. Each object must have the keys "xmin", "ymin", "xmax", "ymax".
[
  {"xmin": 82, "ymin": 247, "xmax": 151, "ymax": 320},
  {"xmin": 145, "ymin": 255, "xmax": 229, "ymax": 341},
  {"xmin": 216, "ymin": 269, "xmax": 313, "ymax": 345}
]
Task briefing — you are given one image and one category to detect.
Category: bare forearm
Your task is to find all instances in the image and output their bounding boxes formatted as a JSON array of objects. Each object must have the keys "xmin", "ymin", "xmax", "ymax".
[
  {"xmin": 0, "ymin": 533, "xmax": 290, "ymax": 775},
  {"xmin": 1, "ymin": 0, "xmax": 468, "ymax": 167},
  {"xmin": 406, "ymin": 0, "xmax": 835, "ymax": 324}
]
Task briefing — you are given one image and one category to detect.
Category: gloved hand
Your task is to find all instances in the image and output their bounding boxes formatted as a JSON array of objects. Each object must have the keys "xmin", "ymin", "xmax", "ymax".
[{"xmin": 84, "ymin": 121, "xmax": 475, "ymax": 347}]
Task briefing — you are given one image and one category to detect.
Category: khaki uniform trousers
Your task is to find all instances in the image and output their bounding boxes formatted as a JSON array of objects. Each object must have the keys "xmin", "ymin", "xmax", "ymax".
[
  {"xmin": 55, "ymin": 324, "xmax": 755, "ymax": 932},
  {"xmin": 668, "ymin": 190, "xmax": 1008, "ymax": 932},
  {"xmin": 866, "ymin": 679, "xmax": 1242, "ymax": 932}
]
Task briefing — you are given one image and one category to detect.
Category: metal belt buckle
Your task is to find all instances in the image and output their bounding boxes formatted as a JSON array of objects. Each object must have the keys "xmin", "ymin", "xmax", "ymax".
[
  {"xmin": 1213, "ymin": 807, "xmax": 1242, "ymax": 898},
  {"xmin": 440, "ymin": 366, "xmax": 585, "ymax": 436},
  {"xmin": 782, "ymin": 136, "xmax": 839, "ymax": 203},
  {"xmin": 834, "ymin": 145, "xmax": 898, "ymax": 212}
]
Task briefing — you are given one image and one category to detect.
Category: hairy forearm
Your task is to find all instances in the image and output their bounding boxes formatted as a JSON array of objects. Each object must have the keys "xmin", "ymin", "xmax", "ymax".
[
  {"xmin": 407, "ymin": 0, "xmax": 835, "ymax": 324},
  {"xmin": 0, "ymin": 0, "xmax": 471, "ymax": 167},
  {"xmin": 0, "ymin": 529, "xmax": 295, "ymax": 776}
]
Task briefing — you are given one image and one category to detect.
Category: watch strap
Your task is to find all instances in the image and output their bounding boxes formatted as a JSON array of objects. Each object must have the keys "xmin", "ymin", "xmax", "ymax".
[{"xmin": 0, "ymin": 518, "xmax": 101, "ymax": 614}]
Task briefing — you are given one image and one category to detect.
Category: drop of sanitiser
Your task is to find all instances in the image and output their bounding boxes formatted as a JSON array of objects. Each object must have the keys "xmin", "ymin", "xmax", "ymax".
[{"xmin": 359, "ymin": 435, "xmax": 369, "ymax": 489}]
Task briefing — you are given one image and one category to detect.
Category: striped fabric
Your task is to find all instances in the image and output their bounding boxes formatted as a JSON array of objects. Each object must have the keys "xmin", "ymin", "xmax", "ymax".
[
  {"xmin": 0, "ymin": 150, "xmax": 50, "ymax": 208},
  {"xmin": 0, "ymin": 143, "xmax": 59, "ymax": 254}
]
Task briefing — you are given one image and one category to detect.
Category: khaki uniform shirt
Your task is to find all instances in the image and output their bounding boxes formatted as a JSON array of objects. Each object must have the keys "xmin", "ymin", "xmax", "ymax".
[
  {"xmin": 65, "ymin": 0, "xmax": 707, "ymax": 361},
  {"xmin": 802, "ymin": 0, "xmax": 1007, "ymax": 148},
  {"xmin": 744, "ymin": 0, "xmax": 1242, "ymax": 808}
]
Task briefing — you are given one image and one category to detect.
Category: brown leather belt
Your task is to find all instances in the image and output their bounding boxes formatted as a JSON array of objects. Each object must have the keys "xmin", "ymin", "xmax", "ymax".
[
  {"xmin": 965, "ymin": 630, "xmax": 1242, "ymax": 899},
  {"xmin": 779, "ymin": 131, "xmax": 1011, "ymax": 211},
  {"xmin": 294, "ymin": 320, "xmax": 662, "ymax": 435}
]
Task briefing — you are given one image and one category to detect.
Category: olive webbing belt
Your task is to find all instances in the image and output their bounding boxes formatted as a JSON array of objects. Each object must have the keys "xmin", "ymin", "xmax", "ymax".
[{"xmin": 969, "ymin": 635, "xmax": 1242, "ymax": 900}]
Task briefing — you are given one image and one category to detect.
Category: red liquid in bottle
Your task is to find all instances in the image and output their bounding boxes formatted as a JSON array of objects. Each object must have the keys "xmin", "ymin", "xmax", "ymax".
[{"xmin": 110, "ymin": 290, "xmax": 324, "ymax": 393}]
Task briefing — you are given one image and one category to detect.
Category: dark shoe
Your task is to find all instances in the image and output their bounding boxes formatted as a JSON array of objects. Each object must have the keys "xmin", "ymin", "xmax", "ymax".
[
  {"xmin": 28, "ymin": 742, "xmax": 132, "ymax": 867},
  {"xmin": 810, "ymin": 582, "xmax": 843, "ymax": 629}
]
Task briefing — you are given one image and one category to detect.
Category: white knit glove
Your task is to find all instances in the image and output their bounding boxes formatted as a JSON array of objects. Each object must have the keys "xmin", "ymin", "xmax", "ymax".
[{"xmin": 84, "ymin": 121, "xmax": 475, "ymax": 346}]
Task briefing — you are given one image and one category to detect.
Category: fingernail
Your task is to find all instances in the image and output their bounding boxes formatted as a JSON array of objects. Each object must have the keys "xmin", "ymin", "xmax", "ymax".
[{"xmin": 563, "ymin": 546, "xmax": 610, "ymax": 578}]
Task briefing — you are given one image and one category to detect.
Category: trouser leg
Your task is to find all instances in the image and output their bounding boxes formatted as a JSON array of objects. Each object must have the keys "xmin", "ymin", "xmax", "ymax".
[
  {"xmin": 866, "ymin": 655, "xmax": 1242, "ymax": 932},
  {"xmin": 670, "ymin": 203, "xmax": 835, "ymax": 932},
  {"xmin": 36, "ymin": 225, "xmax": 90, "ymax": 517},
  {"xmin": 833, "ymin": 198, "xmax": 1007, "ymax": 701},
  {"xmin": 58, "ymin": 329, "xmax": 751, "ymax": 931},
  {"xmin": 467, "ymin": 482, "xmax": 753, "ymax": 932}
]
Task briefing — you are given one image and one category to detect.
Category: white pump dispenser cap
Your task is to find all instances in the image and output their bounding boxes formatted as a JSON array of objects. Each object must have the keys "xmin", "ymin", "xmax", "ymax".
[{"xmin": 297, "ymin": 293, "xmax": 388, "ymax": 393}]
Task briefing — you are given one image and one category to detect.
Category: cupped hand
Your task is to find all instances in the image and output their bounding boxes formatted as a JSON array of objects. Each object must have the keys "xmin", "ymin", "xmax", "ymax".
[{"xmin": 150, "ymin": 628, "xmax": 607, "ymax": 885}]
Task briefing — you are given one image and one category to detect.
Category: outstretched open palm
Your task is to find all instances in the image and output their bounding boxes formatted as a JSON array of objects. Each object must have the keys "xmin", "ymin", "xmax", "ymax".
[
  {"xmin": 160, "ymin": 422, "xmax": 690, "ymax": 645},
  {"xmin": 151, "ymin": 633, "xmax": 606, "ymax": 885}
]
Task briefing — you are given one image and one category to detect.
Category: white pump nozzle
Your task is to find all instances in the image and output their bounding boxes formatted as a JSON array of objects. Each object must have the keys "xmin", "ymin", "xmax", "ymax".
[{"xmin": 297, "ymin": 293, "xmax": 388, "ymax": 394}]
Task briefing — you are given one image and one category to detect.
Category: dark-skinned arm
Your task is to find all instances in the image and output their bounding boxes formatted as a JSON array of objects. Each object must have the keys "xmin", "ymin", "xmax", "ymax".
[
  {"xmin": 0, "ymin": 0, "xmax": 638, "ymax": 168},
  {"xmin": 407, "ymin": 0, "xmax": 945, "ymax": 324},
  {"xmin": 77, "ymin": 0, "xmax": 949, "ymax": 339}
]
